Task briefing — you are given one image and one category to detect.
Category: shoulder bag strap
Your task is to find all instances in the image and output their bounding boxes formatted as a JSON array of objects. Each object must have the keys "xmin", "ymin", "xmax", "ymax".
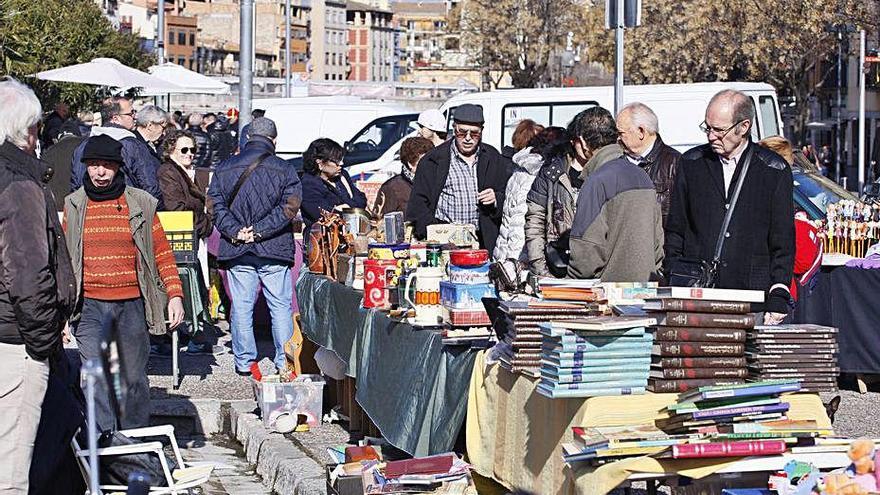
[
  {"xmin": 228, "ymin": 152, "xmax": 271, "ymax": 206},
  {"xmin": 712, "ymin": 144, "xmax": 754, "ymax": 263}
]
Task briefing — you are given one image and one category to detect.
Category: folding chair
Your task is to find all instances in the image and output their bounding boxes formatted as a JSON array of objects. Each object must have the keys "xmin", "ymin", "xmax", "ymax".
[{"xmin": 71, "ymin": 424, "xmax": 214, "ymax": 495}]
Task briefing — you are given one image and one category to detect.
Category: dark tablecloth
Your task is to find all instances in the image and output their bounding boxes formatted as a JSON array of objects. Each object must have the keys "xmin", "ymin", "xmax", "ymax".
[
  {"xmin": 296, "ymin": 271, "xmax": 477, "ymax": 457},
  {"xmin": 791, "ymin": 265, "xmax": 880, "ymax": 374}
]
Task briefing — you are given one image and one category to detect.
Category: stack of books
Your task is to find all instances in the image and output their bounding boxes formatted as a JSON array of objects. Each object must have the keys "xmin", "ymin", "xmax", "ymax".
[
  {"xmin": 561, "ymin": 424, "xmax": 694, "ymax": 464},
  {"xmin": 747, "ymin": 324, "xmax": 840, "ymax": 393},
  {"xmin": 656, "ymin": 380, "xmax": 804, "ymax": 437},
  {"xmin": 644, "ymin": 287, "xmax": 765, "ymax": 393},
  {"xmin": 490, "ymin": 300, "xmax": 604, "ymax": 376},
  {"xmin": 537, "ymin": 316, "xmax": 656, "ymax": 398}
]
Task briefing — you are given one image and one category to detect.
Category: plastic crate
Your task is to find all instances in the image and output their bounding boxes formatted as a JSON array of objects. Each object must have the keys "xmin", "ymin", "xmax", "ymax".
[
  {"xmin": 158, "ymin": 211, "xmax": 197, "ymax": 264},
  {"xmin": 252, "ymin": 374, "xmax": 326, "ymax": 428}
]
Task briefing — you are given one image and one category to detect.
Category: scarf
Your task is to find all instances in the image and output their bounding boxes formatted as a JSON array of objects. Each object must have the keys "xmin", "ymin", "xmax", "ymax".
[
  {"xmin": 82, "ymin": 169, "xmax": 126, "ymax": 202},
  {"xmin": 401, "ymin": 164, "xmax": 416, "ymax": 184}
]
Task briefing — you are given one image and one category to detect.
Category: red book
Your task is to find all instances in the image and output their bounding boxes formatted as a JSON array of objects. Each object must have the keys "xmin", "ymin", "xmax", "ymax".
[
  {"xmin": 384, "ymin": 454, "xmax": 455, "ymax": 478},
  {"xmin": 672, "ymin": 440, "xmax": 787, "ymax": 458}
]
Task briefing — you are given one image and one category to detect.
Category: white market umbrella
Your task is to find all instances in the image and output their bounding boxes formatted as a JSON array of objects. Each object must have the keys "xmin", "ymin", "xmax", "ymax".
[
  {"xmin": 141, "ymin": 62, "xmax": 230, "ymax": 96},
  {"xmin": 35, "ymin": 57, "xmax": 180, "ymax": 91}
]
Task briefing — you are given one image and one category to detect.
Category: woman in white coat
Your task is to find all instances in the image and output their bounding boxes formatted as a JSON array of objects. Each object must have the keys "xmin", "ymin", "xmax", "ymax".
[{"xmin": 494, "ymin": 124, "xmax": 569, "ymax": 262}]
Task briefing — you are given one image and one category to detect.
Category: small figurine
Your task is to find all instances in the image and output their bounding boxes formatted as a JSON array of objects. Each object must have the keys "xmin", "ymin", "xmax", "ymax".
[{"xmin": 821, "ymin": 438, "xmax": 880, "ymax": 494}]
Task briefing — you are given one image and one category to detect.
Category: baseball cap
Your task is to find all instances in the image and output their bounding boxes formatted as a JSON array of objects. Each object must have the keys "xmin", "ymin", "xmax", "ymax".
[{"xmin": 417, "ymin": 109, "xmax": 446, "ymax": 133}]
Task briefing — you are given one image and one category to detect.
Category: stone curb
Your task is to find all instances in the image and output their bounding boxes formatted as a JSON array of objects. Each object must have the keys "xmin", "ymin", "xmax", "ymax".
[{"xmin": 229, "ymin": 402, "xmax": 327, "ymax": 495}]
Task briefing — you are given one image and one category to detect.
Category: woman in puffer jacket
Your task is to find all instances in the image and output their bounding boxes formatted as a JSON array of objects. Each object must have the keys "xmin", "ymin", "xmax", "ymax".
[{"xmin": 495, "ymin": 125, "xmax": 575, "ymax": 262}]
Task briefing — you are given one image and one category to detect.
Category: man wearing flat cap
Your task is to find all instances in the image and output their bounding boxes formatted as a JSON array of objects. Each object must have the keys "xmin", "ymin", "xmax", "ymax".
[
  {"xmin": 406, "ymin": 104, "xmax": 512, "ymax": 253},
  {"xmin": 63, "ymin": 134, "xmax": 184, "ymax": 431}
]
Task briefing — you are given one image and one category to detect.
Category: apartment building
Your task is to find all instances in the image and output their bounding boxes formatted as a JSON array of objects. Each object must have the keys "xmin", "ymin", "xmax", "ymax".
[{"xmin": 347, "ymin": 2, "xmax": 396, "ymax": 82}]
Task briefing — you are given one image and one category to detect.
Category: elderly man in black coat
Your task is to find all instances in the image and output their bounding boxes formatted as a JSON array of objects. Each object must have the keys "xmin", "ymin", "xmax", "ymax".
[
  {"xmin": 406, "ymin": 104, "xmax": 512, "ymax": 254},
  {"xmin": 664, "ymin": 89, "xmax": 794, "ymax": 325}
]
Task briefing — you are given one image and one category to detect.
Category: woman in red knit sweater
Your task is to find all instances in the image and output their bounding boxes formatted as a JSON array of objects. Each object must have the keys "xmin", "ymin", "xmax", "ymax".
[{"xmin": 63, "ymin": 134, "xmax": 184, "ymax": 431}]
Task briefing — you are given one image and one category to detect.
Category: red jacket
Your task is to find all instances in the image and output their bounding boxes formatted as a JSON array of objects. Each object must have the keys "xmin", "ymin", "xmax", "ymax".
[{"xmin": 790, "ymin": 214, "xmax": 822, "ymax": 300}]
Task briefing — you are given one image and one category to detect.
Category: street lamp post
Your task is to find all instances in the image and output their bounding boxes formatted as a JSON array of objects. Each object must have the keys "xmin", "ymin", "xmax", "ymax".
[{"xmin": 240, "ymin": 0, "xmax": 254, "ymax": 130}]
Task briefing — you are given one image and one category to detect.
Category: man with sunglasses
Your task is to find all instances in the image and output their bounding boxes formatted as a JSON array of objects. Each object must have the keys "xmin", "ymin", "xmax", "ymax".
[
  {"xmin": 406, "ymin": 104, "xmax": 512, "ymax": 254},
  {"xmin": 664, "ymin": 89, "xmax": 794, "ymax": 325},
  {"xmin": 70, "ymin": 97, "xmax": 166, "ymax": 209}
]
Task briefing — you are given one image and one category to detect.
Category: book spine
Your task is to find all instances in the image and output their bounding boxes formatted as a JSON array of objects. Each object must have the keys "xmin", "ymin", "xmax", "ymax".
[
  {"xmin": 662, "ymin": 312, "xmax": 755, "ymax": 329},
  {"xmin": 543, "ymin": 362, "xmax": 651, "ymax": 375},
  {"xmin": 648, "ymin": 378, "xmax": 745, "ymax": 393},
  {"xmin": 655, "ymin": 368, "xmax": 748, "ymax": 379},
  {"xmin": 659, "ymin": 299, "xmax": 752, "ymax": 314},
  {"xmin": 540, "ymin": 379, "xmax": 647, "ymax": 390},
  {"xmin": 690, "ymin": 403, "xmax": 790, "ymax": 420},
  {"xmin": 541, "ymin": 371, "xmax": 648, "ymax": 384},
  {"xmin": 657, "ymin": 299, "xmax": 751, "ymax": 314},
  {"xmin": 700, "ymin": 383, "xmax": 802, "ymax": 400},
  {"xmin": 656, "ymin": 356, "xmax": 748, "ymax": 368},
  {"xmin": 543, "ymin": 341, "xmax": 653, "ymax": 354},
  {"xmin": 672, "ymin": 440, "xmax": 787, "ymax": 458},
  {"xmin": 653, "ymin": 343, "xmax": 745, "ymax": 357},
  {"xmin": 547, "ymin": 350, "xmax": 652, "ymax": 366},
  {"xmin": 538, "ymin": 385, "xmax": 646, "ymax": 398},
  {"xmin": 652, "ymin": 327, "xmax": 746, "ymax": 343}
]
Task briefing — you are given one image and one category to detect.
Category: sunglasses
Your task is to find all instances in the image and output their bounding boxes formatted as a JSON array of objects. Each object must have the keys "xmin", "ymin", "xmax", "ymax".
[
  {"xmin": 454, "ymin": 127, "xmax": 482, "ymax": 139},
  {"xmin": 178, "ymin": 147, "xmax": 196, "ymax": 154}
]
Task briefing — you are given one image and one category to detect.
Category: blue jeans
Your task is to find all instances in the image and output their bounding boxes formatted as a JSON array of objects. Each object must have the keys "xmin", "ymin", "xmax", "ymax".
[
  {"xmin": 74, "ymin": 298, "xmax": 150, "ymax": 432},
  {"xmin": 227, "ymin": 254, "xmax": 293, "ymax": 371}
]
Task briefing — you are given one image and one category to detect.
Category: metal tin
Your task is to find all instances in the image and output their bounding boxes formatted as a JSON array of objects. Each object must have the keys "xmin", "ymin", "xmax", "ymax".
[{"xmin": 426, "ymin": 243, "xmax": 443, "ymax": 267}]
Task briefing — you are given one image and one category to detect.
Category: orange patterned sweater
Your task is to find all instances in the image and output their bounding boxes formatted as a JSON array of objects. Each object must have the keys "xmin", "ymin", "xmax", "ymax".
[{"xmin": 78, "ymin": 196, "xmax": 183, "ymax": 301}]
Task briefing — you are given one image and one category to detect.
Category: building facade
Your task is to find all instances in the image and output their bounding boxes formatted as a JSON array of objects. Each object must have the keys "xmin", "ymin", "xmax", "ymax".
[
  {"xmin": 347, "ymin": 2, "xmax": 395, "ymax": 82},
  {"xmin": 310, "ymin": 0, "xmax": 348, "ymax": 81}
]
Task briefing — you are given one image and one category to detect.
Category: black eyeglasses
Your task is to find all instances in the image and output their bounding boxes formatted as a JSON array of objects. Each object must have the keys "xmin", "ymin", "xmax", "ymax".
[
  {"xmin": 119, "ymin": 110, "xmax": 137, "ymax": 117},
  {"xmin": 179, "ymin": 147, "xmax": 196, "ymax": 154},
  {"xmin": 699, "ymin": 119, "xmax": 746, "ymax": 137}
]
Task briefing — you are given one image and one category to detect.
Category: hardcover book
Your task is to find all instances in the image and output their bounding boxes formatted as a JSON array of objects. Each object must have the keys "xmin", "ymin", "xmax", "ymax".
[
  {"xmin": 654, "ymin": 312, "xmax": 755, "ymax": 329},
  {"xmin": 654, "ymin": 287, "xmax": 765, "ymax": 303},
  {"xmin": 537, "ymin": 384, "xmax": 646, "ymax": 399},
  {"xmin": 651, "ymin": 327, "xmax": 746, "ymax": 343},
  {"xmin": 649, "ymin": 367, "xmax": 748, "ymax": 380},
  {"xmin": 647, "ymin": 379, "xmax": 745, "ymax": 393},
  {"xmin": 671, "ymin": 440, "xmax": 786, "ymax": 458},
  {"xmin": 653, "ymin": 356, "xmax": 748, "ymax": 368},
  {"xmin": 643, "ymin": 298, "xmax": 751, "ymax": 314},
  {"xmin": 652, "ymin": 342, "xmax": 745, "ymax": 357}
]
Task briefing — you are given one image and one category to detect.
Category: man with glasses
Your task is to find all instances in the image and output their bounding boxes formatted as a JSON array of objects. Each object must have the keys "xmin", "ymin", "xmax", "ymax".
[
  {"xmin": 406, "ymin": 104, "xmax": 512, "ymax": 254},
  {"xmin": 70, "ymin": 97, "xmax": 165, "ymax": 209},
  {"xmin": 664, "ymin": 89, "xmax": 794, "ymax": 325}
]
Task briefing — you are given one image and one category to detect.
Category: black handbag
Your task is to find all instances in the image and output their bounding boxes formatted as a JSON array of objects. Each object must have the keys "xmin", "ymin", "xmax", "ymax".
[
  {"xmin": 544, "ymin": 232, "xmax": 571, "ymax": 278},
  {"xmin": 97, "ymin": 430, "xmax": 179, "ymax": 487},
  {"xmin": 668, "ymin": 145, "xmax": 753, "ymax": 288}
]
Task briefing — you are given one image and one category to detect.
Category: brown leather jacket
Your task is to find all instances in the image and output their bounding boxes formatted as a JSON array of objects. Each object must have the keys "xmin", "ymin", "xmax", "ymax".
[{"xmin": 638, "ymin": 136, "xmax": 681, "ymax": 226}]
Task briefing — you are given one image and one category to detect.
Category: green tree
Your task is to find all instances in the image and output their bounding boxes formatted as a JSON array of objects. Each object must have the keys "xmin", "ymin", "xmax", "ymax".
[
  {"xmin": 457, "ymin": 0, "xmax": 588, "ymax": 89},
  {"xmin": 0, "ymin": 0, "xmax": 150, "ymax": 112}
]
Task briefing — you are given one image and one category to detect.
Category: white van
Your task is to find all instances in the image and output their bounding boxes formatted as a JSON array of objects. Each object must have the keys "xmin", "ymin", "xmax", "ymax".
[
  {"xmin": 440, "ymin": 82, "xmax": 784, "ymax": 153},
  {"xmin": 255, "ymin": 96, "xmax": 413, "ymax": 159},
  {"xmin": 350, "ymin": 82, "xmax": 783, "ymax": 183}
]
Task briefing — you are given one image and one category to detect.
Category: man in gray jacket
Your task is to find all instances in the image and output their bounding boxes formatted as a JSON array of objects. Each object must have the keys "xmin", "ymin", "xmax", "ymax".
[{"xmin": 567, "ymin": 107, "xmax": 664, "ymax": 282}]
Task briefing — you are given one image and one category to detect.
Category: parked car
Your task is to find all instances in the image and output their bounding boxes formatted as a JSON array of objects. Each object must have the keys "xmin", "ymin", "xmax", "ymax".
[{"xmin": 793, "ymin": 150, "xmax": 858, "ymax": 221}]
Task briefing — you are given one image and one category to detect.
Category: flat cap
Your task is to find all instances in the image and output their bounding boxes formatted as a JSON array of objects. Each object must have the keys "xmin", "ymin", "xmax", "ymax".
[{"xmin": 452, "ymin": 104, "xmax": 484, "ymax": 125}]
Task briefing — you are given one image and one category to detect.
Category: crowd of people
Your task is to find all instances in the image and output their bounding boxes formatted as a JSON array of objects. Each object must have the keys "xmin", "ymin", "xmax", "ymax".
[{"xmin": 0, "ymin": 74, "xmax": 821, "ymax": 493}]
